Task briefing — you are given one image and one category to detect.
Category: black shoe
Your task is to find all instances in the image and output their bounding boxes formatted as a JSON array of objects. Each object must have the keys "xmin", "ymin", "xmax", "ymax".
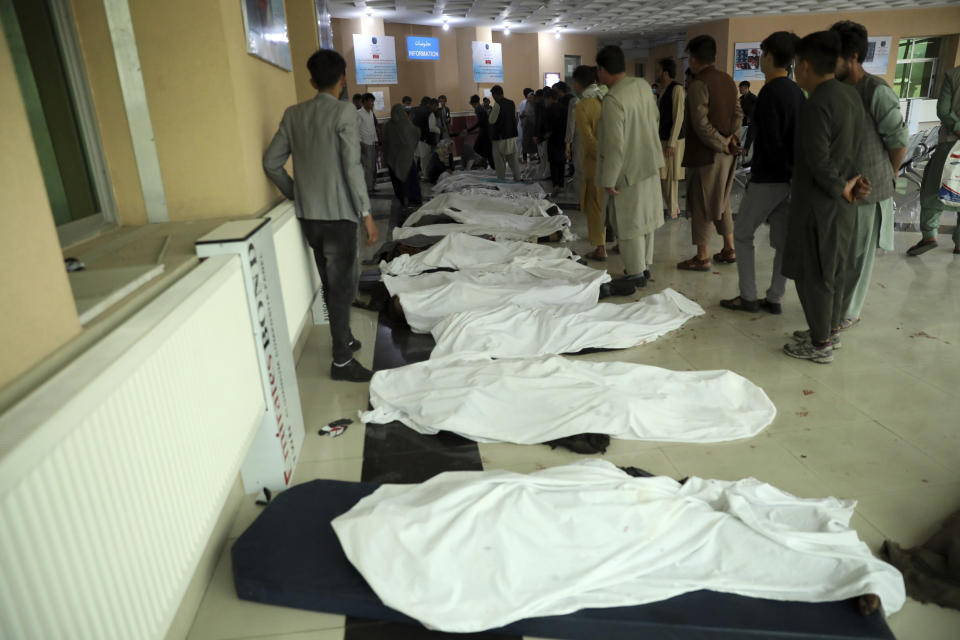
[
  {"xmin": 643, "ymin": 269, "xmax": 652, "ymax": 281},
  {"xmin": 330, "ymin": 359, "xmax": 373, "ymax": 382},
  {"xmin": 623, "ymin": 274, "xmax": 647, "ymax": 288},
  {"xmin": 906, "ymin": 239, "xmax": 938, "ymax": 256},
  {"xmin": 759, "ymin": 299, "xmax": 782, "ymax": 315},
  {"xmin": 348, "ymin": 338, "xmax": 362, "ymax": 352},
  {"xmin": 720, "ymin": 296, "xmax": 760, "ymax": 313}
]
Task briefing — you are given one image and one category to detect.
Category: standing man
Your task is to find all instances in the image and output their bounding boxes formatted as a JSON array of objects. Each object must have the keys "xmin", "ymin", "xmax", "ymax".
[
  {"xmin": 411, "ymin": 96, "xmax": 440, "ymax": 176},
  {"xmin": 656, "ymin": 57, "xmax": 686, "ymax": 220},
  {"xmin": 832, "ymin": 21, "xmax": 909, "ymax": 328},
  {"xmin": 402, "ymin": 95, "xmax": 413, "ymax": 111},
  {"xmin": 721, "ymin": 32, "xmax": 805, "ymax": 315},
  {"xmin": 438, "ymin": 94, "xmax": 452, "ymax": 131},
  {"xmin": 542, "ymin": 88, "xmax": 567, "ymax": 194},
  {"xmin": 782, "ymin": 32, "xmax": 870, "ymax": 364},
  {"xmin": 739, "ymin": 81, "xmax": 757, "ymax": 126},
  {"xmin": 572, "ymin": 65, "xmax": 608, "ymax": 261},
  {"xmin": 357, "ymin": 92, "xmax": 379, "ymax": 194},
  {"xmin": 352, "ymin": 93, "xmax": 362, "ymax": 110},
  {"xmin": 518, "ymin": 88, "xmax": 533, "ymax": 163},
  {"xmin": 263, "ymin": 49, "xmax": 378, "ymax": 382},
  {"xmin": 596, "ymin": 45, "xmax": 665, "ymax": 287},
  {"xmin": 678, "ymin": 35, "xmax": 743, "ymax": 271},
  {"xmin": 488, "ymin": 85, "xmax": 522, "ymax": 180},
  {"xmin": 906, "ymin": 63, "xmax": 960, "ymax": 256}
]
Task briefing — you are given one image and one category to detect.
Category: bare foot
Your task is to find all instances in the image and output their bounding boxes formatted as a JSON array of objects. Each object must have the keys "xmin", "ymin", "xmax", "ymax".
[{"xmin": 858, "ymin": 593, "xmax": 880, "ymax": 616}]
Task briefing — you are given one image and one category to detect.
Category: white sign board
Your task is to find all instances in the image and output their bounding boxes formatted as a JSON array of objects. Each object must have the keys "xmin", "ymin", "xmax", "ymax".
[
  {"xmin": 353, "ymin": 34, "xmax": 398, "ymax": 85},
  {"xmin": 733, "ymin": 42, "xmax": 764, "ymax": 85},
  {"xmin": 864, "ymin": 36, "xmax": 893, "ymax": 77},
  {"xmin": 196, "ymin": 218, "xmax": 305, "ymax": 493},
  {"xmin": 372, "ymin": 90, "xmax": 385, "ymax": 112},
  {"xmin": 472, "ymin": 41, "xmax": 503, "ymax": 83}
]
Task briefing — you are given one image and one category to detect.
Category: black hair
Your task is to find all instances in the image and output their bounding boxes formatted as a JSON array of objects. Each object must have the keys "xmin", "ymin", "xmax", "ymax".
[
  {"xmin": 796, "ymin": 30, "xmax": 842, "ymax": 76},
  {"xmin": 482, "ymin": 96, "xmax": 490, "ymax": 102},
  {"xmin": 552, "ymin": 81, "xmax": 568, "ymax": 94},
  {"xmin": 686, "ymin": 35, "xmax": 717, "ymax": 63},
  {"xmin": 543, "ymin": 87, "xmax": 557, "ymax": 99},
  {"xmin": 657, "ymin": 57, "xmax": 677, "ymax": 79},
  {"xmin": 596, "ymin": 45, "xmax": 626, "ymax": 74},
  {"xmin": 761, "ymin": 31, "xmax": 800, "ymax": 70},
  {"xmin": 572, "ymin": 65, "xmax": 597, "ymax": 87},
  {"xmin": 352, "ymin": 93, "xmax": 361, "ymax": 101},
  {"xmin": 491, "ymin": 85, "xmax": 504, "ymax": 96},
  {"xmin": 402, "ymin": 95, "xmax": 412, "ymax": 103},
  {"xmin": 438, "ymin": 94, "xmax": 447, "ymax": 100},
  {"xmin": 738, "ymin": 81, "xmax": 750, "ymax": 89},
  {"xmin": 307, "ymin": 49, "xmax": 346, "ymax": 90},
  {"xmin": 523, "ymin": 87, "xmax": 534, "ymax": 96},
  {"xmin": 469, "ymin": 94, "xmax": 480, "ymax": 105},
  {"xmin": 361, "ymin": 92, "xmax": 375, "ymax": 102},
  {"xmin": 420, "ymin": 96, "xmax": 432, "ymax": 105},
  {"xmin": 534, "ymin": 89, "xmax": 544, "ymax": 97},
  {"xmin": 685, "ymin": 68, "xmax": 694, "ymax": 77},
  {"xmin": 830, "ymin": 20, "xmax": 869, "ymax": 63}
]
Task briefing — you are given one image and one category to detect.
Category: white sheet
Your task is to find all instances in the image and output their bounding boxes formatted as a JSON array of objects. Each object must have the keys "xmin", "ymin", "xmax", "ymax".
[
  {"xmin": 408, "ymin": 193, "xmax": 561, "ymax": 221},
  {"xmin": 393, "ymin": 208, "xmax": 572, "ymax": 243},
  {"xmin": 433, "ymin": 170, "xmax": 546, "ymax": 196},
  {"xmin": 380, "ymin": 233, "xmax": 574, "ymax": 277},
  {"xmin": 360, "ymin": 353, "xmax": 777, "ymax": 442},
  {"xmin": 430, "ymin": 288, "xmax": 705, "ymax": 358},
  {"xmin": 332, "ymin": 460, "xmax": 905, "ymax": 632},
  {"xmin": 382, "ymin": 257, "xmax": 608, "ymax": 333}
]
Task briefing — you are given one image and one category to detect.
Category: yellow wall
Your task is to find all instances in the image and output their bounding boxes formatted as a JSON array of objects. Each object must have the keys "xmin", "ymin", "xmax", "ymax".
[
  {"xmin": 0, "ymin": 22, "xmax": 81, "ymax": 390},
  {"xmin": 538, "ymin": 32, "xmax": 598, "ymax": 88},
  {"xmin": 494, "ymin": 32, "xmax": 539, "ymax": 104},
  {"xmin": 726, "ymin": 6, "xmax": 960, "ymax": 89},
  {"xmin": 70, "ymin": 0, "xmax": 146, "ymax": 226},
  {"xmin": 287, "ymin": 0, "xmax": 320, "ymax": 103}
]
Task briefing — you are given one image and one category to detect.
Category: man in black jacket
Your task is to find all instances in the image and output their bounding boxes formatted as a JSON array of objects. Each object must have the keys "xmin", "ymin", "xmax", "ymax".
[
  {"xmin": 488, "ymin": 85, "xmax": 521, "ymax": 180},
  {"xmin": 722, "ymin": 32, "xmax": 806, "ymax": 315}
]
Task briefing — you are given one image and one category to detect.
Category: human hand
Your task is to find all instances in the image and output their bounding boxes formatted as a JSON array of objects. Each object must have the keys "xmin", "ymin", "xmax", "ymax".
[
  {"xmin": 853, "ymin": 175, "xmax": 872, "ymax": 201},
  {"xmin": 605, "ymin": 187, "xmax": 619, "ymax": 196},
  {"xmin": 842, "ymin": 175, "xmax": 862, "ymax": 203},
  {"xmin": 726, "ymin": 138, "xmax": 740, "ymax": 156},
  {"xmin": 364, "ymin": 215, "xmax": 379, "ymax": 246},
  {"xmin": 664, "ymin": 145, "xmax": 675, "ymax": 158}
]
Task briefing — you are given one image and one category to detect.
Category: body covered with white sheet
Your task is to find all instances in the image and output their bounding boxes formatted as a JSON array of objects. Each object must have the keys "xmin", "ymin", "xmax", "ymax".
[
  {"xmin": 431, "ymin": 287, "xmax": 704, "ymax": 358},
  {"xmin": 393, "ymin": 208, "xmax": 572, "ymax": 242},
  {"xmin": 333, "ymin": 460, "xmax": 905, "ymax": 632},
  {"xmin": 433, "ymin": 170, "xmax": 546, "ymax": 196},
  {"xmin": 361, "ymin": 353, "xmax": 776, "ymax": 442},
  {"xmin": 381, "ymin": 233, "xmax": 574, "ymax": 277},
  {"xmin": 383, "ymin": 258, "xmax": 608, "ymax": 333},
  {"xmin": 408, "ymin": 193, "xmax": 561, "ymax": 221}
]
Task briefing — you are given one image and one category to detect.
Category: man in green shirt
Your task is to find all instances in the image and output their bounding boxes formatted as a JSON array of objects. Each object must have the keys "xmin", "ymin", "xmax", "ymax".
[
  {"xmin": 831, "ymin": 22, "xmax": 909, "ymax": 328},
  {"xmin": 907, "ymin": 65, "xmax": 960, "ymax": 256}
]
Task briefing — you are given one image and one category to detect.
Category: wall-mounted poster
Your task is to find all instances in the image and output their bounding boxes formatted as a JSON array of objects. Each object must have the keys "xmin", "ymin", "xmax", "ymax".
[
  {"xmin": 407, "ymin": 36, "xmax": 440, "ymax": 60},
  {"xmin": 472, "ymin": 41, "xmax": 504, "ymax": 83},
  {"xmin": 353, "ymin": 34, "xmax": 398, "ymax": 85},
  {"xmin": 240, "ymin": 0, "xmax": 292, "ymax": 70},
  {"xmin": 863, "ymin": 36, "xmax": 893, "ymax": 76},
  {"xmin": 733, "ymin": 42, "xmax": 763, "ymax": 85}
]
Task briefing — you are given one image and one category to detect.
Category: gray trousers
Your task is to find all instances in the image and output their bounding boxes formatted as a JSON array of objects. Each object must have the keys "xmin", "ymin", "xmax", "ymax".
[
  {"xmin": 920, "ymin": 140, "xmax": 960, "ymax": 246},
  {"xmin": 734, "ymin": 181, "xmax": 790, "ymax": 303},
  {"xmin": 609, "ymin": 211, "xmax": 654, "ymax": 276},
  {"xmin": 492, "ymin": 138, "xmax": 521, "ymax": 180},
  {"xmin": 361, "ymin": 144, "xmax": 377, "ymax": 192}
]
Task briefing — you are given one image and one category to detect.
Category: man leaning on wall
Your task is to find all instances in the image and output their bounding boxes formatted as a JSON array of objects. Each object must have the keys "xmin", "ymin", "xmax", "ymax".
[{"xmin": 263, "ymin": 49, "xmax": 379, "ymax": 383}]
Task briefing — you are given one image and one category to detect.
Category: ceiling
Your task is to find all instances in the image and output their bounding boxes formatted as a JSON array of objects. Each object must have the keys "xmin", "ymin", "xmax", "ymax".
[{"xmin": 328, "ymin": 0, "xmax": 955, "ymax": 36}]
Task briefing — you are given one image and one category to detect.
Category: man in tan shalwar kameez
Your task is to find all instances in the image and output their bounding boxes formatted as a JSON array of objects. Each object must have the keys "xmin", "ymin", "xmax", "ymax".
[
  {"xmin": 656, "ymin": 58, "xmax": 685, "ymax": 219},
  {"xmin": 679, "ymin": 35, "xmax": 743, "ymax": 271},
  {"xmin": 596, "ymin": 45, "xmax": 665, "ymax": 286}
]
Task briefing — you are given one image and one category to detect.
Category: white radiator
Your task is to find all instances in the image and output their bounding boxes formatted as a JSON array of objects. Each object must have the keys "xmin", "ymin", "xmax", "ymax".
[
  {"xmin": 0, "ymin": 256, "xmax": 266, "ymax": 640},
  {"xmin": 269, "ymin": 202, "xmax": 327, "ymax": 332}
]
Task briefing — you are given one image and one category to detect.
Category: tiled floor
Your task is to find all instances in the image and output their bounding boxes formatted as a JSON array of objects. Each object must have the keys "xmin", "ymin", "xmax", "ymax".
[{"xmin": 187, "ymin": 183, "xmax": 960, "ymax": 640}]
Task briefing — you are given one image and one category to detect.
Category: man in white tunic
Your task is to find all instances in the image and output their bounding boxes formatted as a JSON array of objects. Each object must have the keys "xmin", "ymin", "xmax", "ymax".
[{"xmin": 597, "ymin": 45, "xmax": 665, "ymax": 287}]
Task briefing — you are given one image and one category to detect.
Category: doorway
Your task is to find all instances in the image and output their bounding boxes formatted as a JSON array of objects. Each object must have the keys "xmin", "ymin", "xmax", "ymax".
[
  {"xmin": 564, "ymin": 54, "xmax": 581, "ymax": 86},
  {"xmin": 1, "ymin": 0, "xmax": 115, "ymax": 242}
]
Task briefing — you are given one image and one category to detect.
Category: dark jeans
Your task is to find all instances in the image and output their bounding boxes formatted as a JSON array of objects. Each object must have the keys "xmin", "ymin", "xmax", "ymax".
[
  {"xmin": 298, "ymin": 219, "xmax": 358, "ymax": 364},
  {"xmin": 388, "ymin": 163, "xmax": 422, "ymax": 207}
]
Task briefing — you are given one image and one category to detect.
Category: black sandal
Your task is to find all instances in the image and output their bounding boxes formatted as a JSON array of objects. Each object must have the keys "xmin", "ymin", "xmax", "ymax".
[{"xmin": 720, "ymin": 296, "xmax": 759, "ymax": 312}]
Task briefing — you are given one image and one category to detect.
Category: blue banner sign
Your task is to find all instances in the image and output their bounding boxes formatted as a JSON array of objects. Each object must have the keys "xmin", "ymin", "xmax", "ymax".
[{"xmin": 407, "ymin": 36, "xmax": 440, "ymax": 60}]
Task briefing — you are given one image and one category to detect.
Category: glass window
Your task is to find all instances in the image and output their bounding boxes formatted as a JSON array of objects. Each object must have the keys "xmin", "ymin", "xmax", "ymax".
[{"xmin": 895, "ymin": 36, "xmax": 942, "ymax": 100}]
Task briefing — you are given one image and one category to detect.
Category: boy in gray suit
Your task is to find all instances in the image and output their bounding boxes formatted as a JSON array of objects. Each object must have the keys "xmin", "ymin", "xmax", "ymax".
[{"xmin": 264, "ymin": 49, "xmax": 379, "ymax": 382}]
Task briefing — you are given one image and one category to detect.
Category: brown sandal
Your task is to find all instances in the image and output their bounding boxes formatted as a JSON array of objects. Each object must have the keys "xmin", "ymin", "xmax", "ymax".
[
  {"xmin": 585, "ymin": 247, "xmax": 608, "ymax": 262},
  {"xmin": 677, "ymin": 257, "xmax": 711, "ymax": 271},
  {"xmin": 714, "ymin": 249, "xmax": 737, "ymax": 264}
]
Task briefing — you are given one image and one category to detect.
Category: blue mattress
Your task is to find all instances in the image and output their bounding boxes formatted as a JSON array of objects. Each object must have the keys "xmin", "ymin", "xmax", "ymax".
[{"xmin": 232, "ymin": 478, "xmax": 896, "ymax": 640}]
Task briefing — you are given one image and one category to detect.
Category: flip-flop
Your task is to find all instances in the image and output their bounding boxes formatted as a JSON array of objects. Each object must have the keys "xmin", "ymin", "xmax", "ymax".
[{"xmin": 677, "ymin": 257, "xmax": 711, "ymax": 271}]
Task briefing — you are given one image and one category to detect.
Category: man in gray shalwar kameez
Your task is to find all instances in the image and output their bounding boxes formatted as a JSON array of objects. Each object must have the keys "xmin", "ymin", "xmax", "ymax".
[
  {"xmin": 782, "ymin": 32, "xmax": 871, "ymax": 365},
  {"xmin": 596, "ymin": 45, "xmax": 665, "ymax": 287}
]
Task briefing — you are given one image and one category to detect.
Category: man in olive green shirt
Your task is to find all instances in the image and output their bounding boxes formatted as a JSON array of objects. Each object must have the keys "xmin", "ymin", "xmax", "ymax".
[
  {"xmin": 907, "ymin": 64, "xmax": 960, "ymax": 256},
  {"xmin": 832, "ymin": 22, "xmax": 909, "ymax": 327}
]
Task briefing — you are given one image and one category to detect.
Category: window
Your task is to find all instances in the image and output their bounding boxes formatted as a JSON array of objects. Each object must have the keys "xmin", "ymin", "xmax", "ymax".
[
  {"xmin": 635, "ymin": 63, "xmax": 644, "ymax": 78},
  {"xmin": 564, "ymin": 55, "xmax": 580, "ymax": 86},
  {"xmin": 894, "ymin": 37, "xmax": 942, "ymax": 99}
]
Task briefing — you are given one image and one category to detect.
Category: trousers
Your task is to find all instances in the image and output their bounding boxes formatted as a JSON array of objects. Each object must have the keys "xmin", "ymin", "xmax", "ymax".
[
  {"xmin": 920, "ymin": 141, "xmax": 960, "ymax": 247},
  {"xmin": 361, "ymin": 144, "xmax": 377, "ymax": 192},
  {"xmin": 492, "ymin": 138, "xmax": 521, "ymax": 180},
  {"xmin": 610, "ymin": 211, "xmax": 654, "ymax": 276},
  {"xmin": 298, "ymin": 219, "xmax": 359, "ymax": 365},
  {"xmin": 388, "ymin": 164, "xmax": 422, "ymax": 207},
  {"xmin": 734, "ymin": 181, "xmax": 790, "ymax": 303},
  {"xmin": 845, "ymin": 200, "xmax": 892, "ymax": 320}
]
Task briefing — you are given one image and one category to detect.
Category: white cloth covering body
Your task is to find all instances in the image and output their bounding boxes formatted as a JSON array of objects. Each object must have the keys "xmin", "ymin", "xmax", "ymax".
[
  {"xmin": 430, "ymin": 288, "xmax": 705, "ymax": 358},
  {"xmin": 332, "ymin": 460, "xmax": 905, "ymax": 633},
  {"xmin": 408, "ymin": 193, "xmax": 561, "ymax": 221},
  {"xmin": 381, "ymin": 233, "xmax": 574, "ymax": 277},
  {"xmin": 360, "ymin": 353, "xmax": 777, "ymax": 442},
  {"xmin": 382, "ymin": 258, "xmax": 608, "ymax": 333},
  {"xmin": 433, "ymin": 170, "xmax": 546, "ymax": 196},
  {"xmin": 394, "ymin": 208, "xmax": 572, "ymax": 243}
]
